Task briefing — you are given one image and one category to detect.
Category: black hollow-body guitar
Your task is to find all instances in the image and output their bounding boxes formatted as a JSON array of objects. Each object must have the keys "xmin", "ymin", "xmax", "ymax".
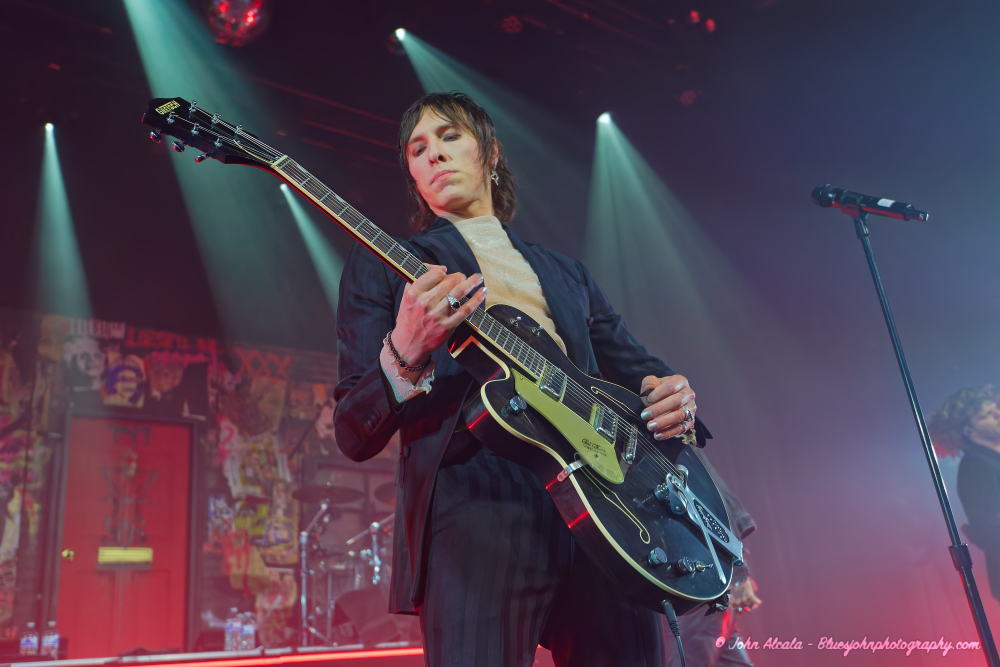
[{"xmin": 141, "ymin": 97, "xmax": 743, "ymax": 615}]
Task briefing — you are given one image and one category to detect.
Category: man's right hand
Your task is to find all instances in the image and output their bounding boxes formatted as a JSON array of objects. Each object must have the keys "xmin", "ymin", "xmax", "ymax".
[{"xmin": 390, "ymin": 265, "xmax": 485, "ymax": 375}]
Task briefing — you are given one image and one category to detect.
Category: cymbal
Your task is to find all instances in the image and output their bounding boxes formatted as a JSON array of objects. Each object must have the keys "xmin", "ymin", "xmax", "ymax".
[
  {"xmin": 373, "ymin": 482, "xmax": 397, "ymax": 506},
  {"xmin": 293, "ymin": 484, "xmax": 363, "ymax": 505}
]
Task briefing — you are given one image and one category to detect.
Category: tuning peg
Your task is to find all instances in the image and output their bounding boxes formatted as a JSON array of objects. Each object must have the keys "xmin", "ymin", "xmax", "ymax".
[
  {"xmin": 149, "ymin": 130, "xmax": 161, "ymax": 143},
  {"xmin": 171, "ymin": 141, "xmax": 186, "ymax": 153},
  {"xmin": 195, "ymin": 149, "xmax": 219, "ymax": 163},
  {"xmin": 188, "ymin": 99, "xmax": 198, "ymax": 116}
]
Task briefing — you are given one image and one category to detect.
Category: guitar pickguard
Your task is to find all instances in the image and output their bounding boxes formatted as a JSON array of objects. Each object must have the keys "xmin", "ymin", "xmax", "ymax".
[{"xmin": 511, "ymin": 371, "xmax": 625, "ymax": 484}]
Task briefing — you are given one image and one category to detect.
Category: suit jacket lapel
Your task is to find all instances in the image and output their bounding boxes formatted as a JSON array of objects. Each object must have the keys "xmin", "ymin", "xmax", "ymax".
[
  {"xmin": 505, "ymin": 228, "xmax": 589, "ymax": 369},
  {"xmin": 409, "ymin": 219, "xmax": 483, "ymax": 380},
  {"xmin": 410, "ymin": 217, "xmax": 482, "ymax": 279},
  {"xmin": 412, "ymin": 219, "xmax": 588, "ymax": 369}
]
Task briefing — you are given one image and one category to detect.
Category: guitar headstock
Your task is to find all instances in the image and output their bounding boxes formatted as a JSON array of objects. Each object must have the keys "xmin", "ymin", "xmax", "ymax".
[{"xmin": 140, "ymin": 97, "xmax": 281, "ymax": 169}]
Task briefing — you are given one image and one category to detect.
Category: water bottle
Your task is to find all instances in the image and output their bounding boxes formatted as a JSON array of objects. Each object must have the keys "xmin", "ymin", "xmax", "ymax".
[
  {"xmin": 19, "ymin": 621, "xmax": 39, "ymax": 656},
  {"xmin": 241, "ymin": 612, "xmax": 256, "ymax": 650},
  {"xmin": 41, "ymin": 621, "xmax": 59, "ymax": 658},
  {"xmin": 224, "ymin": 608, "xmax": 240, "ymax": 651}
]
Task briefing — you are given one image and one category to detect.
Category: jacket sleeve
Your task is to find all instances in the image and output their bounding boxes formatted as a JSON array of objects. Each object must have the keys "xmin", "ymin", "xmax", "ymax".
[
  {"xmin": 579, "ymin": 259, "xmax": 712, "ymax": 444},
  {"xmin": 580, "ymin": 259, "xmax": 673, "ymax": 391},
  {"xmin": 333, "ymin": 244, "xmax": 408, "ymax": 462}
]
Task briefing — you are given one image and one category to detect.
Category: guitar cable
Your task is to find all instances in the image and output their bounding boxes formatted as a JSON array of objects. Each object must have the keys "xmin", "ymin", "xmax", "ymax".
[{"xmin": 661, "ymin": 600, "xmax": 685, "ymax": 667}]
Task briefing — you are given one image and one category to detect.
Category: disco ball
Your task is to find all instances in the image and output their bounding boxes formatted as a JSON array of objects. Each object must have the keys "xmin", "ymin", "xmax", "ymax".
[{"xmin": 205, "ymin": 0, "xmax": 271, "ymax": 47}]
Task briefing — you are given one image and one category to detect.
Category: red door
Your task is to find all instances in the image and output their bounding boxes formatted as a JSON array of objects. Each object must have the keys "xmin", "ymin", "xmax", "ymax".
[{"xmin": 56, "ymin": 416, "xmax": 191, "ymax": 658}]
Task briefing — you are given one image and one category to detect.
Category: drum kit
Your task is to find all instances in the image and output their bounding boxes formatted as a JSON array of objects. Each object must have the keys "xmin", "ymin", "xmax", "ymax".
[{"xmin": 291, "ymin": 481, "xmax": 400, "ymax": 647}]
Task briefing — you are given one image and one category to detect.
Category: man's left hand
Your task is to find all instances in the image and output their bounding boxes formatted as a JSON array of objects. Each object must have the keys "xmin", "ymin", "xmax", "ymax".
[
  {"xmin": 730, "ymin": 578, "xmax": 762, "ymax": 613},
  {"xmin": 639, "ymin": 374, "xmax": 696, "ymax": 441}
]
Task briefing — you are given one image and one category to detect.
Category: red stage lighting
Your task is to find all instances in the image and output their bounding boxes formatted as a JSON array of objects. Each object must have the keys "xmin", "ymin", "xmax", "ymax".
[
  {"xmin": 500, "ymin": 15, "xmax": 523, "ymax": 33},
  {"xmin": 679, "ymin": 90, "xmax": 701, "ymax": 106},
  {"xmin": 705, "ymin": 18, "xmax": 716, "ymax": 32},
  {"xmin": 689, "ymin": 10, "xmax": 700, "ymax": 23},
  {"xmin": 205, "ymin": 0, "xmax": 271, "ymax": 47}
]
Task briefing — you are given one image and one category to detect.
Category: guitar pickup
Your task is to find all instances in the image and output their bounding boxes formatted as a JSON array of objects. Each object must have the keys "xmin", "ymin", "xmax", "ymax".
[
  {"xmin": 590, "ymin": 404, "xmax": 618, "ymax": 444},
  {"xmin": 539, "ymin": 364, "xmax": 567, "ymax": 401},
  {"xmin": 621, "ymin": 425, "xmax": 638, "ymax": 464}
]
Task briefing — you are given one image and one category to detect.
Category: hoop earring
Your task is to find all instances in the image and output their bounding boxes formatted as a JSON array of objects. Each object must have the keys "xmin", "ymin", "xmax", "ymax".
[{"xmin": 491, "ymin": 165, "xmax": 499, "ymax": 186}]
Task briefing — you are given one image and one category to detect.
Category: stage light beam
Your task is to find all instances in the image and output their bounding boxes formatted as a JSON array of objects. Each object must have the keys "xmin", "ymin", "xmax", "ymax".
[
  {"xmin": 35, "ymin": 123, "xmax": 91, "ymax": 317},
  {"xmin": 584, "ymin": 116, "xmax": 803, "ymax": 587},
  {"xmin": 280, "ymin": 184, "xmax": 342, "ymax": 312},
  {"xmin": 395, "ymin": 28, "xmax": 406, "ymax": 41},
  {"xmin": 598, "ymin": 113, "xmax": 611, "ymax": 124},
  {"xmin": 123, "ymin": 0, "xmax": 331, "ymax": 342},
  {"xmin": 584, "ymin": 113, "xmax": 799, "ymax": 417}
]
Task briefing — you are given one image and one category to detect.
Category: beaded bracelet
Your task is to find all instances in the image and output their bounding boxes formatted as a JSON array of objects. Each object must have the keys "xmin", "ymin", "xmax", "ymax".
[{"xmin": 385, "ymin": 331, "xmax": 429, "ymax": 373}]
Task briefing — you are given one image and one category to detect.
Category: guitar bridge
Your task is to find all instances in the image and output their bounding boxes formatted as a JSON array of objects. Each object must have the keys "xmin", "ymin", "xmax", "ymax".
[
  {"xmin": 590, "ymin": 404, "xmax": 618, "ymax": 444},
  {"xmin": 539, "ymin": 364, "xmax": 567, "ymax": 401},
  {"xmin": 622, "ymin": 426, "xmax": 638, "ymax": 464}
]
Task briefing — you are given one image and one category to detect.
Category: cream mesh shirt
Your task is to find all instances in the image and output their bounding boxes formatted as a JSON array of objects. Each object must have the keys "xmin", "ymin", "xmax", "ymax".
[
  {"xmin": 453, "ymin": 215, "xmax": 566, "ymax": 354},
  {"xmin": 381, "ymin": 215, "xmax": 566, "ymax": 403}
]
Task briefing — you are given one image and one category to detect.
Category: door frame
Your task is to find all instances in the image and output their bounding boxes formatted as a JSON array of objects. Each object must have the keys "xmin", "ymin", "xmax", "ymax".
[{"xmin": 41, "ymin": 405, "xmax": 205, "ymax": 653}]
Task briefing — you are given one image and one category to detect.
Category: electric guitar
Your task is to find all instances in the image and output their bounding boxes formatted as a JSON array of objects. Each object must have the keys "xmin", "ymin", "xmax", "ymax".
[{"xmin": 140, "ymin": 97, "xmax": 743, "ymax": 615}]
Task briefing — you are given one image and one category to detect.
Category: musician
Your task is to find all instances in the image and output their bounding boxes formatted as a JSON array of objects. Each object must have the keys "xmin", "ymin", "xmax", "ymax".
[
  {"xmin": 334, "ymin": 92, "xmax": 703, "ymax": 666},
  {"xmin": 929, "ymin": 386, "xmax": 1000, "ymax": 603}
]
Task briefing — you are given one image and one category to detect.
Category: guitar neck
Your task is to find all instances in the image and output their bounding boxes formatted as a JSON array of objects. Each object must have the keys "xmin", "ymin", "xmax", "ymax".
[
  {"xmin": 274, "ymin": 155, "xmax": 429, "ymax": 283},
  {"xmin": 273, "ymin": 155, "xmax": 549, "ymax": 381}
]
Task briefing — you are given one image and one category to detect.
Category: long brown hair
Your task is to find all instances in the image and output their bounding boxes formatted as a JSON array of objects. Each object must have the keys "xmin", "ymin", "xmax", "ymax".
[{"xmin": 397, "ymin": 92, "xmax": 517, "ymax": 231}]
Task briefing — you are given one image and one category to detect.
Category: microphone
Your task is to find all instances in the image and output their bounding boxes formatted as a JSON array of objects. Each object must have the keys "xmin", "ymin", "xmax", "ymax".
[{"xmin": 812, "ymin": 184, "xmax": 929, "ymax": 221}]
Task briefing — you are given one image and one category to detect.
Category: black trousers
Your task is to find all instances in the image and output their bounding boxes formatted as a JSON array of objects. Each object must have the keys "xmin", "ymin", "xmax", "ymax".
[{"xmin": 418, "ymin": 445, "xmax": 664, "ymax": 667}]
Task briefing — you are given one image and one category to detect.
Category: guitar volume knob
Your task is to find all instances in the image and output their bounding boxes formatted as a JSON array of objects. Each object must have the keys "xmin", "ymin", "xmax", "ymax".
[
  {"xmin": 674, "ymin": 556, "xmax": 696, "ymax": 574},
  {"xmin": 647, "ymin": 547, "xmax": 667, "ymax": 567},
  {"xmin": 508, "ymin": 396, "xmax": 527, "ymax": 415}
]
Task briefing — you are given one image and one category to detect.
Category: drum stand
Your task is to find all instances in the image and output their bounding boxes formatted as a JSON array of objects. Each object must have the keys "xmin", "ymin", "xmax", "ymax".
[
  {"xmin": 346, "ymin": 515, "xmax": 394, "ymax": 587},
  {"xmin": 299, "ymin": 500, "xmax": 332, "ymax": 647}
]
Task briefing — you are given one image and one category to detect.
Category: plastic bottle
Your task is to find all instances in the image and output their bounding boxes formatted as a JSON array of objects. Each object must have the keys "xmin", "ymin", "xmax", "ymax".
[
  {"xmin": 241, "ymin": 612, "xmax": 256, "ymax": 650},
  {"xmin": 224, "ymin": 608, "xmax": 240, "ymax": 651},
  {"xmin": 41, "ymin": 621, "xmax": 59, "ymax": 658},
  {"xmin": 19, "ymin": 621, "xmax": 39, "ymax": 656}
]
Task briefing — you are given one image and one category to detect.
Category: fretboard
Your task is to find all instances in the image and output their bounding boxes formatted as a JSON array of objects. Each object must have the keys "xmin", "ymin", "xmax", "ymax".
[{"xmin": 274, "ymin": 156, "xmax": 550, "ymax": 380}]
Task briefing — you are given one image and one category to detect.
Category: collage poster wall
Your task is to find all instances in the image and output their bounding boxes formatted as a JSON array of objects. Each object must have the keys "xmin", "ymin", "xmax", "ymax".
[{"xmin": 0, "ymin": 308, "xmax": 397, "ymax": 648}]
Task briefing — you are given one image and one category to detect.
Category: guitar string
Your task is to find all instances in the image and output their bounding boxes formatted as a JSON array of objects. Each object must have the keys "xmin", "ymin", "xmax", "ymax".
[
  {"xmin": 278, "ymin": 149, "xmax": 687, "ymax": 479},
  {"xmin": 169, "ymin": 112, "xmax": 687, "ymax": 480},
  {"xmin": 558, "ymin": 381, "xmax": 682, "ymax": 478}
]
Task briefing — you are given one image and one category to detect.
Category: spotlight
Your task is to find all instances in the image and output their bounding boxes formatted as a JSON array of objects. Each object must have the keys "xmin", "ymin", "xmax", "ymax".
[
  {"xmin": 395, "ymin": 28, "xmax": 406, "ymax": 41},
  {"xmin": 45, "ymin": 123, "xmax": 54, "ymax": 131},
  {"xmin": 280, "ymin": 183, "xmax": 289, "ymax": 191},
  {"xmin": 598, "ymin": 113, "xmax": 611, "ymax": 124}
]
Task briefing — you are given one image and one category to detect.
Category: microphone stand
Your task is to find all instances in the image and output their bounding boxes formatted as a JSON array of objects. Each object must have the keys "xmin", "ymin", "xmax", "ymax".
[{"xmin": 848, "ymin": 212, "xmax": 998, "ymax": 666}]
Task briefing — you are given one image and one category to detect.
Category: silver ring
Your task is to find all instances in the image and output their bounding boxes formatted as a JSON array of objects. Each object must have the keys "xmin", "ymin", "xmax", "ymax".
[
  {"xmin": 681, "ymin": 406, "xmax": 694, "ymax": 423},
  {"xmin": 446, "ymin": 294, "xmax": 461, "ymax": 310}
]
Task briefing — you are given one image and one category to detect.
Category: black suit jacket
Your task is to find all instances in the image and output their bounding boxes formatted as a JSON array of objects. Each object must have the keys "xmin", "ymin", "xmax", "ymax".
[{"xmin": 333, "ymin": 217, "xmax": 699, "ymax": 614}]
